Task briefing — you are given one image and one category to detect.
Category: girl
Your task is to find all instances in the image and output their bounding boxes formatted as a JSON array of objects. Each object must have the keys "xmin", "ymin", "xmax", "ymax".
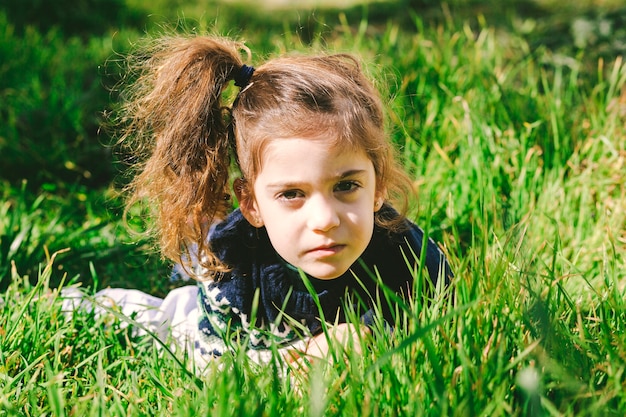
[{"xmin": 70, "ymin": 35, "xmax": 451, "ymax": 368}]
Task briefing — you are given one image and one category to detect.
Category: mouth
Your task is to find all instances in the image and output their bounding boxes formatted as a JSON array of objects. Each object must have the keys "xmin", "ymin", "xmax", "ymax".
[{"xmin": 306, "ymin": 244, "xmax": 346, "ymax": 256}]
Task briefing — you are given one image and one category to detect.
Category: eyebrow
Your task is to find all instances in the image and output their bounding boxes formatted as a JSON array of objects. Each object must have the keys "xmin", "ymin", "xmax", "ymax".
[{"xmin": 265, "ymin": 169, "xmax": 368, "ymax": 190}]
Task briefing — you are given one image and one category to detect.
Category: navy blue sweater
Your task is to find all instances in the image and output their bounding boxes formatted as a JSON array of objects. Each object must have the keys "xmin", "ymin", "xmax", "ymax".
[{"xmin": 194, "ymin": 206, "xmax": 451, "ymax": 355}]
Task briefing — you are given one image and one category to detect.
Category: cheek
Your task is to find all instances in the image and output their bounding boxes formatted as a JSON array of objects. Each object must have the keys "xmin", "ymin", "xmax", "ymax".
[
  {"xmin": 361, "ymin": 216, "xmax": 376, "ymax": 241},
  {"xmin": 264, "ymin": 221, "xmax": 299, "ymax": 261},
  {"xmin": 260, "ymin": 207, "xmax": 295, "ymax": 240},
  {"xmin": 345, "ymin": 210, "xmax": 375, "ymax": 240}
]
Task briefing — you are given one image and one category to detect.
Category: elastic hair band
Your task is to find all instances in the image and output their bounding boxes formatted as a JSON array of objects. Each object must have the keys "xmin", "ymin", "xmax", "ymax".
[{"xmin": 234, "ymin": 64, "xmax": 255, "ymax": 88}]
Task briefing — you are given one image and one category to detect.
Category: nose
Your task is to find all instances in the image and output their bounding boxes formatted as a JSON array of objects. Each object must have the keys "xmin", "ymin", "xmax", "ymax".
[{"xmin": 306, "ymin": 194, "xmax": 340, "ymax": 232}]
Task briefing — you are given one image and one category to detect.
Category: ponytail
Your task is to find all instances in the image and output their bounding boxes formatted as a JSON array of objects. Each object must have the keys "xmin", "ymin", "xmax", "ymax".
[{"xmin": 117, "ymin": 36, "xmax": 248, "ymax": 272}]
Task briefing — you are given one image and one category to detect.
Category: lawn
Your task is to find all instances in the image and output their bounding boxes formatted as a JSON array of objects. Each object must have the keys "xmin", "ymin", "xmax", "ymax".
[{"xmin": 0, "ymin": 0, "xmax": 625, "ymax": 415}]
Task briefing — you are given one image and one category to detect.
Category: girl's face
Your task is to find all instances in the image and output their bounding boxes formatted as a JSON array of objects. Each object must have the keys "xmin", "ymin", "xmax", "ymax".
[{"xmin": 238, "ymin": 136, "xmax": 384, "ymax": 280}]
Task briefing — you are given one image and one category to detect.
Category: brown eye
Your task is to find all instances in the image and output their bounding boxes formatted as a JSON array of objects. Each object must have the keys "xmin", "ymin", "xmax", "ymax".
[
  {"xmin": 278, "ymin": 190, "xmax": 303, "ymax": 200},
  {"xmin": 334, "ymin": 181, "xmax": 360, "ymax": 193}
]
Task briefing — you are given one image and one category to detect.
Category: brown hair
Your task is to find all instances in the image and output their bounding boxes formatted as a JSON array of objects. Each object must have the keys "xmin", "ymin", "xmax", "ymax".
[{"xmin": 116, "ymin": 35, "xmax": 413, "ymax": 273}]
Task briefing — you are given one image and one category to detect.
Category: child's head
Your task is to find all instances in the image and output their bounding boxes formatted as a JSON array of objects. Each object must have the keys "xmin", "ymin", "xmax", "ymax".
[
  {"xmin": 231, "ymin": 54, "xmax": 388, "ymax": 193},
  {"xmin": 119, "ymin": 35, "xmax": 413, "ymax": 276}
]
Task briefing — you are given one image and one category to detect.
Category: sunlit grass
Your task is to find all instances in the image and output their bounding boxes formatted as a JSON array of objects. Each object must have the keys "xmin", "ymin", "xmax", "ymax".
[{"xmin": 1, "ymin": 2, "xmax": 626, "ymax": 415}]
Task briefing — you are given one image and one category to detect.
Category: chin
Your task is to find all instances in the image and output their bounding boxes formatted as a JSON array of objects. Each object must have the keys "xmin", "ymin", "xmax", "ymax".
[{"xmin": 305, "ymin": 266, "xmax": 348, "ymax": 281}]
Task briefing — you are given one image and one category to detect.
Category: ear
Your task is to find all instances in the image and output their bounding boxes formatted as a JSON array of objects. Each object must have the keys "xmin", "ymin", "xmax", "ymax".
[
  {"xmin": 233, "ymin": 178, "xmax": 264, "ymax": 227},
  {"xmin": 374, "ymin": 186, "xmax": 386, "ymax": 212}
]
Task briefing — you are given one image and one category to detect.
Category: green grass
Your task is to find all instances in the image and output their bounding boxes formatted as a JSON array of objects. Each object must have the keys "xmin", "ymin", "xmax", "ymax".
[{"xmin": 1, "ymin": 1, "xmax": 626, "ymax": 415}]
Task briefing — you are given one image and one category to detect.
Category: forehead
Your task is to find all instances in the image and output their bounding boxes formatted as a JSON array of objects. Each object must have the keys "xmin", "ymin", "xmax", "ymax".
[
  {"xmin": 236, "ymin": 111, "xmax": 377, "ymax": 182},
  {"xmin": 262, "ymin": 134, "xmax": 350, "ymax": 157},
  {"xmin": 256, "ymin": 137, "xmax": 372, "ymax": 180}
]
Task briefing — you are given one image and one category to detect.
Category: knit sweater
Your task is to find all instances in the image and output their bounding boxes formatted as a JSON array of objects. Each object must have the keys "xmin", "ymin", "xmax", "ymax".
[{"xmin": 194, "ymin": 206, "xmax": 451, "ymax": 358}]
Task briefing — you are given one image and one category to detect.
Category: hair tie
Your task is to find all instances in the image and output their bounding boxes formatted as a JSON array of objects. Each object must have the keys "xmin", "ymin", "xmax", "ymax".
[{"xmin": 234, "ymin": 64, "xmax": 255, "ymax": 88}]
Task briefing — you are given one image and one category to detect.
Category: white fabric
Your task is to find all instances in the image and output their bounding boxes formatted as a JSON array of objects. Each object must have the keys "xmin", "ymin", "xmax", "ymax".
[
  {"xmin": 62, "ymin": 285, "xmax": 205, "ymax": 365},
  {"xmin": 61, "ymin": 285, "xmax": 307, "ymax": 371}
]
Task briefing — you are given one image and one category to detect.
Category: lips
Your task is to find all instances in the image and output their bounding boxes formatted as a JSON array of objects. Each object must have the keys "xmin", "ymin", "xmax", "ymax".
[{"xmin": 306, "ymin": 244, "xmax": 346, "ymax": 257}]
